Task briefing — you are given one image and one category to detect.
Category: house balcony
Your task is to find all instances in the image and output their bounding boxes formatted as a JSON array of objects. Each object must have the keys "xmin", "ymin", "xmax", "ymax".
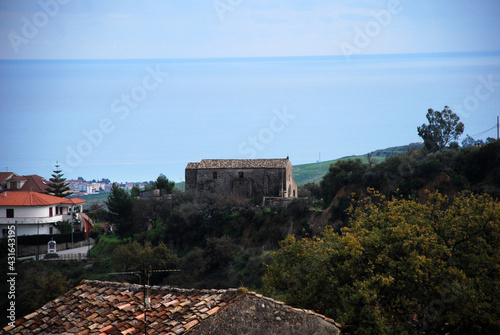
[{"xmin": 0, "ymin": 214, "xmax": 68, "ymax": 225}]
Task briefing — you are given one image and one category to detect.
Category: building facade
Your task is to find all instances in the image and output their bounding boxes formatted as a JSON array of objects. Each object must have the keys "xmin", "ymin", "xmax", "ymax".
[
  {"xmin": 185, "ymin": 158, "xmax": 298, "ymax": 199},
  {"xmin": 0, "ymin": 191, "xmax": 86, "ymax": 237}
]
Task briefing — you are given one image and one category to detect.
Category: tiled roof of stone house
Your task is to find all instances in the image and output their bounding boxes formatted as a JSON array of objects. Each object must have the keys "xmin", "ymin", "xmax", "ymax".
[
  {"xmin": 2, "ymin": 280, "xmax": 339, "ymax": 335},
  {"xmin": 186, "ymin": 158, "xmax": 290, "ymax": 170}
]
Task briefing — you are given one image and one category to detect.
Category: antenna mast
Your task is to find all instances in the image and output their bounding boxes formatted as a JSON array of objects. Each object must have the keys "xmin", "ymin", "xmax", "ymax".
[{"xmin": 497, "ymin": 116, "xmax": 499, "ymax": 140}]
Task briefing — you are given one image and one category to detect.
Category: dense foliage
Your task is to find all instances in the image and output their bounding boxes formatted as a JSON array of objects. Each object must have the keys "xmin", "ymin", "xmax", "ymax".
[
  {"xmin": 2, "ymin": 140, "xmax": 499, "ymax": 331},
  {"xmin": 263, "ymin": 190, "xmax": 500, "ymax": 334},
  {"xmin": 319, "ymin": 140, "xmax": 500, "ymax": 229},
  {"xmin": 105, "ymin": 184, "xmax": 135, "ymax": 239}
]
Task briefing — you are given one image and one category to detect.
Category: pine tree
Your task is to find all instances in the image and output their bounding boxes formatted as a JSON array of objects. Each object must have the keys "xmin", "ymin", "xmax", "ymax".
[{"xmin": 45, "ymin": 163, "xmax": 73, "ymax": 197}]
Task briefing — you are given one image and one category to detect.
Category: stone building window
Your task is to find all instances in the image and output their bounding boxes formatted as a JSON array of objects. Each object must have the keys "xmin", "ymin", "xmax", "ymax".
[
  {"xmin": 238, "ymin": 172, "xmax": 244, "ymax": 179},
  {"xmin": 212, "ymin": 172, "xmax": 217, "ymax": 179}
]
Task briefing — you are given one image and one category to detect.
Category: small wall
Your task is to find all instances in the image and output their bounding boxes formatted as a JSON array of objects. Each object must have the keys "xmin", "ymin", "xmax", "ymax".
[{"xmin": 16, "ymin": 238, "xmax": 95, "ymax": 257}]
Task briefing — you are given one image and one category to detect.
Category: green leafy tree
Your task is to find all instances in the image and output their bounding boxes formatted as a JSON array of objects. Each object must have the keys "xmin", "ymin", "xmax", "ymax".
[
  {"xmin": 462, "ymin": 134, "xmax": 483, "ymax": 147},
  {"xmin": 112, "ymin": 241, "xmax": 179, "ymax": 284},
  {"xmin": 417, "ymin": 106, "xmax": 464, "ymax": 151},
  {"xmin": 153, "ymin": 174, "xmax": 175, "ymax": 194},
  {"xmin": 134, "ymin": 196, "xmax": 171, "ymax": 231},
  {"xmin": 45, "ymin": 163, "xmax": 73, "ymax": 197},
  {"xmin": 17, "ymin": 265, "xmax": 71, "ymax": 319},
  {"xmin": 106, "ymin": 184, "xmax": 135, "ymax": 239},
  {"xmin": 320, "ymin": 158, "xmax": 369, "ymax": 207},
  {"xmin": 263, "ymin": 190, "xmax": 500, "ymax": 334},
  {"xmin": 130, "ymin": 185, "xmax": 141, "ymax": 197}
]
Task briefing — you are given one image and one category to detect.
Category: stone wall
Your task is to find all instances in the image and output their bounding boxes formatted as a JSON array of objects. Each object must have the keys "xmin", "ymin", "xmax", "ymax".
[{"xmin": 186, "ymin": 168, "xmax": 287, "ymax": 198}]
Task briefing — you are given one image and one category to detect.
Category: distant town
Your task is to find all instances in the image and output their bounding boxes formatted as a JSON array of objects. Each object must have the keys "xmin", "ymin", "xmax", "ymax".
[{"xmin": 67, "ymin": 177, "xmax": 149, "ymax": 196}]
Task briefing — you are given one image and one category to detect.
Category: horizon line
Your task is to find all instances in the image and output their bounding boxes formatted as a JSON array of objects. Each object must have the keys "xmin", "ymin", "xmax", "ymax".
[{"xmin": 1, "ymin": 50, "xmax": 499, "ymax": 62}]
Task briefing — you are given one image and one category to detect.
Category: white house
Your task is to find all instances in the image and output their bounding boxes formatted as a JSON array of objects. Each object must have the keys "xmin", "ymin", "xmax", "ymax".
[
  {"xmin": 0, "ymin": 191, "xmax": 86, "ymax": 238},
  {"xmin": 68, "ymin": 180, "xmax": 94, "ymax": 194}
]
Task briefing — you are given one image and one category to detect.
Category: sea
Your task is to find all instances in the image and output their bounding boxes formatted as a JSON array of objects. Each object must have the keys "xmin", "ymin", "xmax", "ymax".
[{"xmin": 1, "ymin": 52, "xmax": 499, "ymax": 182}]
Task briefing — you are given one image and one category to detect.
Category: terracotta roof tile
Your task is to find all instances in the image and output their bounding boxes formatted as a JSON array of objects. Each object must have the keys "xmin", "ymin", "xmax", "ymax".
[
  {"xmin": 0, "ymin": 191, "xmax": 86, "ymax": 206},
  {"xmin": 186, "ymin": 158, "xmax": 290, "ymax": 170},
  {"xmin": 3, "ymin": 280, "xmax": 339, "ymax": 335}
]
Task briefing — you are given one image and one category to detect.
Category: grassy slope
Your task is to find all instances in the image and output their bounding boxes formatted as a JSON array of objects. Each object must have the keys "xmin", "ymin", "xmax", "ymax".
[{"xmin": 293, "ymin": 143, "xmax": 422, "ymax": 186}]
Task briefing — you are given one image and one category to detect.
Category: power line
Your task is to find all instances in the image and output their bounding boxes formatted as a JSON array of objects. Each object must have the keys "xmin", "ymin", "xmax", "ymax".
[{"xmin": 470, "ymin": 125, "xmax": 497, "ymax": 138}]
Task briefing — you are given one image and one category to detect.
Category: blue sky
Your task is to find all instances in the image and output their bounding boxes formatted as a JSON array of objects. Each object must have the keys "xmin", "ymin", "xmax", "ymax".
[
  {"xmin": 1, "ymin": 0, "xmax": 499, "ymax": 60},
  {"xmin": 1, "ymin": 1, "xmax": 499, "ymax": 183}
]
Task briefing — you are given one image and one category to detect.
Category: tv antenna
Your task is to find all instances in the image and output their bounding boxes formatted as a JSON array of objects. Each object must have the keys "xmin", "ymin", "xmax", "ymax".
[{"xmin": 109, "ymin": 265, "xmax": 180, "ymax": 335}]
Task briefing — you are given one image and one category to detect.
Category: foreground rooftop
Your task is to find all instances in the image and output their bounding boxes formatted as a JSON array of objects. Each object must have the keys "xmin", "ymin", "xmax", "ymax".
[{"xmin": 3, "ymin": 280, "xmax": 339, "ymax": 335}]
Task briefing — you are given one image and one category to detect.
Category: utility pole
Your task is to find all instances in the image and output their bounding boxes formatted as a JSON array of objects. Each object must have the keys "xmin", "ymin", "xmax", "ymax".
[{"xmin": 497, "ymin": 116, "xmax": 499, "ymax": 140}]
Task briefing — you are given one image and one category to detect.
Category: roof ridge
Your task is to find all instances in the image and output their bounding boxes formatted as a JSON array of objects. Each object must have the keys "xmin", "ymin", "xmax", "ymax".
[
  {"xmin": 186, "ymin": 158, "xmax": 291, "ymax": 170},
  {"xmin": 242, "ymin": 290, "xmax": 341, "ymax": 328},
  {"xmin": 81, "ymin": 279, "xmax": 240, "ymax": 295}
]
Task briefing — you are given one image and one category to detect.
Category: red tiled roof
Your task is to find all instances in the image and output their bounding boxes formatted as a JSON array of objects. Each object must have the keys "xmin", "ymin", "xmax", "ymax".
[
  {"xmin": 186, "ymin": 158, "xmax": 290, "ymax": 170},
  {"xmin": 8, "ymin": 175, "xmax": 27, "ymax": 182},
  {"xmin": 64, "ymin": 198, "xmax": 86, "ymax": 205},
  {"xmin": 2, "ymin": 280, "xmax": 340, "ymax": 335},
  {"xmin": 0, "ymin": 191, "xmax": 85, "ymax": 206},
  {"xmin": 19, "ymin": 174, "xmax": 49, "ymax": 193},
  {"xmin": 0, "ymin": 172, "xmax": 15, "ymax": 184},
  {"xmin": 0, "ymin": 173, "xmax": 50, "ymax": 193}
]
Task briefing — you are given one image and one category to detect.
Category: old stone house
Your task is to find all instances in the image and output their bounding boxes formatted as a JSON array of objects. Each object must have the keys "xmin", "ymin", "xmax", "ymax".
[
  {"xmin": 2, "ymin": 280, "xmax": 340, "ymax": 334},
  {"xmin": 185, "ymin": 158, "xmax": 298, "ymax": 199}
]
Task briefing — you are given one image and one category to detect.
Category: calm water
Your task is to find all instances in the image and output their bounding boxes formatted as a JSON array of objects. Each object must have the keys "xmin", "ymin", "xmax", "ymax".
[{"xmin": 1, "ymin": 52, "xmax": 499, "ymax": 181}]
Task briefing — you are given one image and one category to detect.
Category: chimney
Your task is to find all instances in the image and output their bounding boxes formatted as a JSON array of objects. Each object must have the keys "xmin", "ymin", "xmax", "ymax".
[{"xmin": 3, "ymin": 191, "xmax": 6, "ymax": 197}]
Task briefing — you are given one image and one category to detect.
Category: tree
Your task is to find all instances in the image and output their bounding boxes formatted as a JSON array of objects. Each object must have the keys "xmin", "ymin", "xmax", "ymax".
[
  {"xmin": 152, "ymin": 174, "xmax": 175, "ymax": 194},
  {"xmin": 417, "ymin": 106, "xmax": 464, "ymax": 151},
  {"xmin": 105, "ymin": 184, "xmax": 135, "ymax": 239},
  {"xmin": 320, "ymin": 158, "xmax": 369, "ymax": 207},
  {"xmin": 130, "ymin": 185, "xmax": 141, "ymax": 198},
  {"xmin": 134, "ymin": 196, "xmax": 171, "ymax": 231},
  {"xmin": 462, "ymin": 134, "xmax": 484, "ymax": 148},
  {"xmin": 263, "ymin": 190, "xmax": 500, "ymax": 334},
  {"xmin": 45, "ymin": 163, "xmax": 73, "ymax": 197}
]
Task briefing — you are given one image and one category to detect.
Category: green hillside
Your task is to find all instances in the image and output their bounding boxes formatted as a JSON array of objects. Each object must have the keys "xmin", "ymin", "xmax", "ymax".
[{"xmin": 293, "ymin": 143, "xmax": 423, "ymax": 186}]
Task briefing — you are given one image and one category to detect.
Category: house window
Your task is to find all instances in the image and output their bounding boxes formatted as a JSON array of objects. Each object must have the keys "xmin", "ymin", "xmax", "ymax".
[
  {"xmin": 212, "ymin": 172, "xmax": 217, "ymax": 179},
  {"xmin": 49, "ymin": 207, "xmax": 53, "ymax": 217},
  {"xmin": 49, "ymin": 227, "xmax": 53, "ymax": 235},
  {"xmin": 6, "ymin": 209, "xmax": 14, "ymax": 218},
  {"xmin": 238, "ymin": 172, "xmax": 244, "ymax": 179}
]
